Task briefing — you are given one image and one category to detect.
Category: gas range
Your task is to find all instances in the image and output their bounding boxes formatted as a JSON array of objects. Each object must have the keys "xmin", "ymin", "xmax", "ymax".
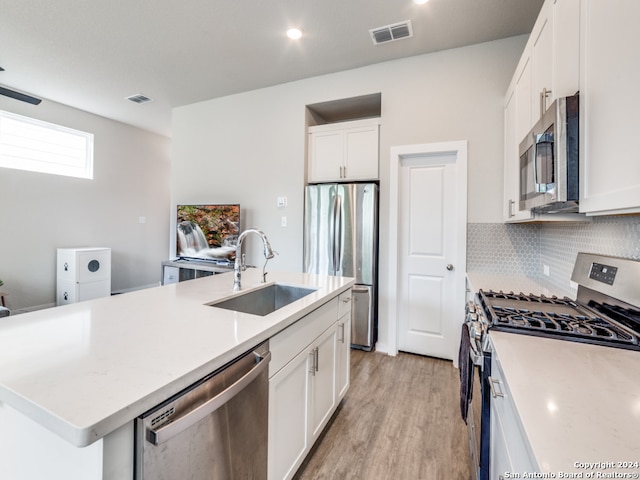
[
  {"xmin": 473, "ymin": 253, "xmax": 640, "ymax": 351},
  {"xmin": 462, "ymin": 253, "xmax": 640, "ymax": 480}
]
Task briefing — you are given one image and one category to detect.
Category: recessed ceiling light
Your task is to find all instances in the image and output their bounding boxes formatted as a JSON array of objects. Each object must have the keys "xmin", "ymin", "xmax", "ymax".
[
  {"xmin": 287, "ymin": 28, "xmax": 302, "ymax": 40},
  {"xmin": 413, "ymin": 0, "xmax": 429, "ymax": 4}
]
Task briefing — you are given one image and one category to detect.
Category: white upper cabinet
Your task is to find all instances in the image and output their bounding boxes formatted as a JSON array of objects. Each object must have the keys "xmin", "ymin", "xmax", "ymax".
[
  {"xmin": 579, "ymin": 0, "xmax": 640, "ymax": 215},
  {"xmin": 503, "ymin": 81, "xmax": 533, "ymax": 222},
  {"xmin": 553, "ymin": 0, "xmax": 581, "ymax": 99},
  {"xmin": 531, "ymin": 0, "xmax": 553, "ymax": 124},
  {"xmin": 503, "ymin": 0, "xmax": 580, "ymax": 223},
  {"xmin": 515, "ymin": 0, "xmax": 580, "ymax": 138},
  {"xmin": 308, "ymin": 118, "xmax": 380, "ymax": 183}
]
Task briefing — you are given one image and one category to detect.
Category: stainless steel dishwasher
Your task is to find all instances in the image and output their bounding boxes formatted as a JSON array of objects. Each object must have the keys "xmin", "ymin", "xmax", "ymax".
[{"xmin": 135, "ymin": 340, "xmax": 270, "ymax": 480}]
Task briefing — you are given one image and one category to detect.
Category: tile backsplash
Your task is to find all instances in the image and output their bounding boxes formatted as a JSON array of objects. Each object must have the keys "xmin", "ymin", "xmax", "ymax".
[{"xmin": 467, "ymin": 216, "xmax": 640, "ymax": 296}]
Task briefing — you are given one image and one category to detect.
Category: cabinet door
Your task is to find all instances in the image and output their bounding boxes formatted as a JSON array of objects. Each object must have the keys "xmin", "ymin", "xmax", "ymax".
[
  {"xmin": 308, "ymin": 130, "xmax": 343, "ymax": 183},
  {"xmin": 336, "ymin": 313, "xmax": 351, "ymax": 400},
  {"xmin": 531, "ymin": 0, "xmax": 553, "ymax": 122},
  {"xmin": 553, "ymin": 0, "xmax": 580, "ymax": 99},
  {"xmin": 580, "ymin": 0, "xmax": 640, "ymax": 215},
  {"xmin": 344, "ymin": 125, "xmax": 379, "ymax": 180},
  {"xmin": 503, "ymin": 84, "xmax": 533, "ymax": 223},
  {"xmin": 309, "ymin": 326, "xmax": 337, "ymax": 442},
  {"xmin": 490, "ymin": 406, "xmax": 513, "ymax": 480},
  {"xmin": 514, "ymin": 54, "xmax": 533, "ymax": 145},
  {"xmin": 268, "ymin": 349, "xmax": 311, "ymax": 480}
]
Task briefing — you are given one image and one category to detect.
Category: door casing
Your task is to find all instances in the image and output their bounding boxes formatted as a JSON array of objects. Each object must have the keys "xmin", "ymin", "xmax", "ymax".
[{"xmin": 386, "ymin": 141, "xmax": 467, "ymax": 365}]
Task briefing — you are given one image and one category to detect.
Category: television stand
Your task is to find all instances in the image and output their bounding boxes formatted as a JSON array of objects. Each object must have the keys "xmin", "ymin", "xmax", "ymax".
[{"xmin": 161, "ymin": 259, "xmax": 234, "ymax": 285}]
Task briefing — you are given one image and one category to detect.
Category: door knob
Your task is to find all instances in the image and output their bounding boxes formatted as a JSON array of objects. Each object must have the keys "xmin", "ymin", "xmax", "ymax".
[{"xmin": 446, "ymin": 264, "xmax": 454, "ymax": 271}]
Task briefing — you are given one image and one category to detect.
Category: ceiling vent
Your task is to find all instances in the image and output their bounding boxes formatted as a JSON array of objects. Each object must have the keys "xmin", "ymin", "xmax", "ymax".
[
  {"xmin": 126, "ymin": 94, "xmax": 154, "ymax": 105},
  {"xmin": 369, "ymin": 20, "xmax": 413, "ymax": 45}
]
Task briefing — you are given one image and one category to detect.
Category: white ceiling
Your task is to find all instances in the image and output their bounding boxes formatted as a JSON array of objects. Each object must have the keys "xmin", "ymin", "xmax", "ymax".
[{"xmin": 0, "ymin": 0, "xmax": 544, "ymax": 137}]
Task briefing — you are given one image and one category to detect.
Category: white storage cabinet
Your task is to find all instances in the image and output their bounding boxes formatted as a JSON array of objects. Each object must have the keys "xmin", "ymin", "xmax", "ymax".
[
  {"xmin": 308, "ymin": 118, "xmax": 380, "ymax": 183},
  {"xmin": 57, "ymin": 248, "xmax": 111, "ymax": 305},
  {"xmin": 268, "ymin": 289, "xmax": 352, "ymax": 480},
  {"xmin": 502, "ymin": 0, "xmax": 580, "ymax": 223},
  {"xmin": 579, "ymin": 0, "xmax": 640, "ymax": 215},
  {"xmin": 489, "ymin": 344, "xmax": 539, "ymax": 479},
  {"xmin": 336, "ymin": 291, "xmax": 352, "ymax": 400}
]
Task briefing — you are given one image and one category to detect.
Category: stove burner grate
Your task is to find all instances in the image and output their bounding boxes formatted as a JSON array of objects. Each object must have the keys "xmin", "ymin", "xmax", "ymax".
[{"xmin": 478, "ymin": 289, "xmax": 640, "ymax": 350}]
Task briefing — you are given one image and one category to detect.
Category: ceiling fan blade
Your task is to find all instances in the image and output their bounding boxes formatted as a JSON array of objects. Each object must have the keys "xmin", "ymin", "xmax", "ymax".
[{"xmin": 0, "ymin": 85, "xmax": 42, "ymax": 105}]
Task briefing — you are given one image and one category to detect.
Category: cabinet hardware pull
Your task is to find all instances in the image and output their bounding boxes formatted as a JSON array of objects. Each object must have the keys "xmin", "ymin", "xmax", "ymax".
[
  {"xmin": 314, "ymin": 347, "xmax": 319, "ymax": 372},
  {"xmin": 509, "ymin": 199, "xmax": 515, "ymax": 217},
  {"xmin": 540, "ymin": 87, "xmax": 552, "ymax": 117},
  {"xmin": 339, "ymin": 323, "xmax": 345, "ymax": 343},
  {"xmin": 309, "ymin": 351, "xmax": 316, "ymax": 376},
  {"xmin": 488, "ymin": 376, "xmax": 505, "ymax": 398}
]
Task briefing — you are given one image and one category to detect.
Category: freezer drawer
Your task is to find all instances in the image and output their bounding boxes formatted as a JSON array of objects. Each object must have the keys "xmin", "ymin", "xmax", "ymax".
[{"xmin": 351, "ymin": 285, "xmax": 374, "ymax": 350}]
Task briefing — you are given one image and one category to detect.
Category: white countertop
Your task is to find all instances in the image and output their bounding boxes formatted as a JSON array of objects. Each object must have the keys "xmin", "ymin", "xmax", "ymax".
[
  {"xmin": 491, "ymin": 331, "xmax": 640, "ymax": 475},
  {"xmin": 0, "ymin": 270, "xmax": 353, "ymax": 447}
]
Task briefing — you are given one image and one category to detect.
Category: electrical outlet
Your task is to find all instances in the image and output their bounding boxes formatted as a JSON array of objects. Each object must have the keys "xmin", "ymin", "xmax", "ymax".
[
  {"xmin": 543, "ymin": 264, "xmax": 550, "ymax": 276},
  {"xmin": 281, "ymin": 216, "xmax": 287, "ymax": 227}
]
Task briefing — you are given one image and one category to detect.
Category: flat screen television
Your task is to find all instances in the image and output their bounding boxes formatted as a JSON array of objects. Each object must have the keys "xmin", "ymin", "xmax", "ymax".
[{"xmin": 176, "ymin": 204, "xmax": 240, "ymax": 262}]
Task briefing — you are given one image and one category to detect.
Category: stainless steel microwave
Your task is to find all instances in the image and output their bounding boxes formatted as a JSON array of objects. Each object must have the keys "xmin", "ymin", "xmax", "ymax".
[{"xmin": 519, "ymin": 93, "xmax": 579, "ymax": 213}]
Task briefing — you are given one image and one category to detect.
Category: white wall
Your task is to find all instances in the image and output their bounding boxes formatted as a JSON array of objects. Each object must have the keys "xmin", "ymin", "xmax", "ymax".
[
  {"xmin": 172, "ymin": 36, "xmax": 526, "ymax": 350},
  {"xmin": 0, "ymin": 98, "xmax": 171, "ymax": 310}
]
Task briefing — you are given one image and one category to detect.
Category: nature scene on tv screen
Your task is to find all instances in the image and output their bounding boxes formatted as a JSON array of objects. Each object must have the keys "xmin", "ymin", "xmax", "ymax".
[{"xmin": 176, "ymin": 204, "xmax": 240, "ymax": 261}]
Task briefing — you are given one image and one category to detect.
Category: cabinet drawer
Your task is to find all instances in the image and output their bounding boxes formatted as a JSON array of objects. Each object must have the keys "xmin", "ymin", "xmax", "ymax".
[
  {"xmin": 337, "ymin": 289, "xmax": 352, "ymax": 318},
  {"xmin": 269, "ymin": 297, "xmax": 338, "ymax": 377}
]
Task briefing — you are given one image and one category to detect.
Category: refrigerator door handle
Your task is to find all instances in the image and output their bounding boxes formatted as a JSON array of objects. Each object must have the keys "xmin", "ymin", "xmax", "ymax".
[
  {"xmin": 327, "ymin": 190, "xmax": 336, "ymax": 274},
  {"xmin": 334, "ymin": 193, "xmax": 343, "ymax": 273}
]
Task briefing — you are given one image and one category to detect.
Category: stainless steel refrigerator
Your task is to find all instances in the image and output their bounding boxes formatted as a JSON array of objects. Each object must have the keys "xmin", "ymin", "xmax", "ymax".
[{"xmin": 303, "ymin": 183, "xmax": 378, "ymax": 350}]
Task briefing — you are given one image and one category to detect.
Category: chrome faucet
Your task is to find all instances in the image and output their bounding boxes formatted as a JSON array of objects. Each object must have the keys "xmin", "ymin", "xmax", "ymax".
[{"xmin": 233, "ymin": 229, "xmax": 275, "ymax": 291}]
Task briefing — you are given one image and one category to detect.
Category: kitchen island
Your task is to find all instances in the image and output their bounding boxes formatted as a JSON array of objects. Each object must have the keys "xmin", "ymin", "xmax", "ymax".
[{"xmin": 0, "ymin": 269, "xmax": 354, "ymax": 480}]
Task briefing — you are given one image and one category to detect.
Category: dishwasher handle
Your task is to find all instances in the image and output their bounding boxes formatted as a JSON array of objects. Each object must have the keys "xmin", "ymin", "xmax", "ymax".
[{"xmin": 147, "ymin": 350, "xmax": 271, "ymax": 446}]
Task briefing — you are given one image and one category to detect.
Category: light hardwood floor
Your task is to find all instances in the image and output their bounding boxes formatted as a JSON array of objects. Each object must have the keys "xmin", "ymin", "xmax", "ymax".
[{"xmin": 293, "ymin": 349, "xmax": 471, "ymax": 480}]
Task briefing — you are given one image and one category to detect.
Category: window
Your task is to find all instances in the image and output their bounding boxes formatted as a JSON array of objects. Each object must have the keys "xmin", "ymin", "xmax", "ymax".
[{"xmin": 0, "ymin": 110, "xmax": 94, "ymax": 179}]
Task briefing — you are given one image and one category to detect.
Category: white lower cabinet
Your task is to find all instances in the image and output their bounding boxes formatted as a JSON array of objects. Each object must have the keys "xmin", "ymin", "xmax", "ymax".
[
  {"xmin": 336, "ymin": 311, "xmax": 351, "ymax": 401},
  {"xmin": 268, "ymin": 293, "xmax": 351, "ymax": 480},
  {"xmin": 268, "ymin": 347, "xmax": 312, "ymax": 480},
  {"xmin": 490, "ymin": 348, "xmax": 537, "ymax": 479},
  {"xmin": 309, "ymin": 325, "xmax": 337, "ymax": 442}
]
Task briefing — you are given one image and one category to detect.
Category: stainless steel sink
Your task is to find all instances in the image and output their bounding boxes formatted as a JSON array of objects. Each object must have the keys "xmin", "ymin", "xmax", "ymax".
[{"xmin": 207, "ymin": 284, "xmax": 317, "ymax": 316}]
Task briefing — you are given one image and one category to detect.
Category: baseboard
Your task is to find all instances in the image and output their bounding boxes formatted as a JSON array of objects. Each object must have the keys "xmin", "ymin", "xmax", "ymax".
[
  {"xmin": 11, "ymin": 302, "xmax": 56, "ymax": 315},
  {"xmin": 111, "ymin": 283, "xmax": 161, "ymax": 295}
]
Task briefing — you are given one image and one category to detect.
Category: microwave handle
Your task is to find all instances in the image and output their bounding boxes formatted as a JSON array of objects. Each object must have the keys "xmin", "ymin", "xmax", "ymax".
[{"xmin": 533, "ymin": 132, "xmax": 554, "ymax": 192}]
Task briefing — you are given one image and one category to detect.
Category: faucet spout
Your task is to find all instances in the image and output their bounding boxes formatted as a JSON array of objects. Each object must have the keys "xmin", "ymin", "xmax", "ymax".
[{"xmin": 233, "ymin": 229, "xmax": 275, "ymax": 291}]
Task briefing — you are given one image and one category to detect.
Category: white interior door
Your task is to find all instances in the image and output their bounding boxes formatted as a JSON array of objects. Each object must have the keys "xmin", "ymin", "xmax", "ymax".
[{"xmin": 388, "ymin": 141, "xmax": 467, "ymax": 362}]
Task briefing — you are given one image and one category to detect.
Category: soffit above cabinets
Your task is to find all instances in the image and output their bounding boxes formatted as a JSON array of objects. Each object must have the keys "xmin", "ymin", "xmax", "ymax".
[{"xmin": 307, "ymin": 93, "xmax": 382, "ymax": 125}]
